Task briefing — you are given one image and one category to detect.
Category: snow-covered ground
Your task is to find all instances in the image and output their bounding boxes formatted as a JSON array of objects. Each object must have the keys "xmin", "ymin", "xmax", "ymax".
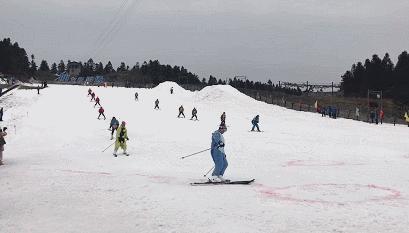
[{"xmin": 1, "ymin": 82, "xmax": 408, "ymax": 233}]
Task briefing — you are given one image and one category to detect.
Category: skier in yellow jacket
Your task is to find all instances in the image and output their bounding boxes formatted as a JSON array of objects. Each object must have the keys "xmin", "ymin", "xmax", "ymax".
[{"xmin": 113, "ymin": 121, "xmax": 129, "ymax": 157}]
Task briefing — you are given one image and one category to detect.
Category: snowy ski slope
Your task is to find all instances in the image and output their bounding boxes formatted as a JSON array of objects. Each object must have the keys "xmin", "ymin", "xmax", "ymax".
[{"xmin": 1, "ymin": 82, "xmax": 409, "ymax": 233}]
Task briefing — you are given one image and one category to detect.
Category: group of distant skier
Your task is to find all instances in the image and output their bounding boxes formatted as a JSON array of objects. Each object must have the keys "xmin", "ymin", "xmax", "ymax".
[
  {"xmin": 88, "ymin": 88, "xmax": 105, "ymax": 120},
  {"xmin": 87, "ymin": 88, "xmax": 129, "ymax": 156}
]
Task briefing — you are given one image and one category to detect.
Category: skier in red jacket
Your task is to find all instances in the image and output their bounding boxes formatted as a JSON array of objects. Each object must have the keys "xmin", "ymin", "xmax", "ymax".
[
  {"xmin": 98, "ymin": 106, "xmax": 106, "ymax": 120},
  {"xmin": 94, "ymin": 97, "xmax": 101, "ymax": 107}
]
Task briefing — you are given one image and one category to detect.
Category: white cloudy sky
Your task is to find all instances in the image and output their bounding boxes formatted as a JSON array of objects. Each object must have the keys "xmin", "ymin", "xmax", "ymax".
[{"xmin": 1, "ymin": 0, "xmax": 408, "ymax": 83}]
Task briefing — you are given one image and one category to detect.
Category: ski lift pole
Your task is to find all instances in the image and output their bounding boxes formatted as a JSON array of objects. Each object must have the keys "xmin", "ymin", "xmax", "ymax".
[
  {"xmin": 180, "ymin": 148, "xmax": 211, "ymax": 160},
  {"xmin": 102, "ymin": 142, "xmax": 115, "ymax": 152}
]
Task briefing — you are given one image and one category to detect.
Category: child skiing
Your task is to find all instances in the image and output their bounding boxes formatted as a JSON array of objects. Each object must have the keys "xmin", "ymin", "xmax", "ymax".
[
  {"xmin": 98, "ymin": 106, "xmax": 106, "ymax": 120},
  {"xmin": 170, "ymin": 87, "xmax": 174, "ymax": 94},
  {"xmin": 135, "ymin": 92, "xmax": 138, "ymax": 101},
  {"xmin": 113, "ymin": 121, "xmax": 129, "ymax": 157},
  {"xmin": 94, "ymin": 97, "xmax": 101, "ymax": 107},
  {"xmin": 251, "ymin": 115, "xmax": 261, "ymax": 132},
  {"xmin": 220, "ymin": 112, "xmax": 226, "ymax": 125},
  {"xmin": 178, "ymin": 105, "xmax": 185, "ymax": 118},
  {"xmin": 154, "ymin": 99, "xmax": 160, "ymax": 110},
  {"xmin": 191, "ymin": 107, "xmax": 198, "ymax": 120},
  {"xmin": 109, "ymin": 117, "xmax": 119, "ymax": 140},
  {"xmin": 91, "ymin": 92, "xmax": 96, "ymax": 102},
  {"xmin": 210, "ymin": 123, "xmax": 229, "ymax": 182},
  {"xmin": 88, "ymin": 88, "xmax": 92, "ymax": 96}
]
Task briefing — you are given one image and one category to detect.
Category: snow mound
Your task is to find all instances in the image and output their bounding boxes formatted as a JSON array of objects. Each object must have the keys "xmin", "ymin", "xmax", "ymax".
[
  {"xmin": 153, "ymin": 81, "xmax": 187, "ymax": 93},
  {"xmin": 196, "ymin": 84, "xmax": 263, "ymax": 109}
]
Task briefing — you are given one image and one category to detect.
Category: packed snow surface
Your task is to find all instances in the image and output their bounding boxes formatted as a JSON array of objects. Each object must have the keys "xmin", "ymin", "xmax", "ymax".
[{"xmin": 1, "ymin": 82, "xmax": 409, "ymax": 233}]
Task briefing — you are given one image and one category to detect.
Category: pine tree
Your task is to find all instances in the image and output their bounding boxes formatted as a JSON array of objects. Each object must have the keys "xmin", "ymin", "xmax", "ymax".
[
  {"xmin": 104, "ymin": 61, "xmax": 114, "ymax": 73},
  {"xmin": 58, "ymin": 60, "xmax": 65, "ymax": 74},
  {"xmin": 39, "ymin": 60, "xmax": 50, "ymax": 71},
  {"xmin": 29, "ymin": 54, "xmax": 37, "ymax": 75},
  {"xmin": 50, "ymin": 62, "xmax": 57, "ymax": 74}
]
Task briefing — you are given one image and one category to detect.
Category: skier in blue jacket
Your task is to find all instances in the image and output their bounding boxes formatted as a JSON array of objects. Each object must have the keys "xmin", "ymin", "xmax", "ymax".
[
  {"xmin": 251, "ymin": 115, "xmax": 260, "ymax": 132},
  {"xmin": 109, "ymin": 117, "xmax": 120, "ymax": 140},
  {"xmin": 210, "ymin": 123, "xmax": 229, "ymax": 182}
]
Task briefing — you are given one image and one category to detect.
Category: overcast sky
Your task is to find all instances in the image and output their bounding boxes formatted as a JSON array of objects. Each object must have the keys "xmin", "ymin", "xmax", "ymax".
[{"xmin": 1, "ymin": 0, "xmax": 408, "ymax": 83}]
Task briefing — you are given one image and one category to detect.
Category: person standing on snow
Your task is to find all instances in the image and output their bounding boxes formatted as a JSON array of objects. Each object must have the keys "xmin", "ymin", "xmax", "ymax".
[
  {"xmin": 355, "ymin": 107, "xmax": 360, "ymax": 120},
  {"xmin": 154, "ymin": 99, "xmax": 160, "ymax": 110},
  {"xmin": 251, "ymin": 115, "xmax": 261, "ymax": 132},
  {"xmin": 380, "ymin": 109, "xmax": 385, "ymax": 124},
  {"xmin": 91, "ymin": 92, "xmax": 96, "ymax": 102},
  {"xmin": 94, "ymin": 96, "xmax": 101, "ymax": 107},
  {"xmin": 135, "ymin": 92, "xmax": 138, "ymax": 101},
  {"xmin": 109, "ymin": 117, "xmax": 119, "ymax": 140},
  {"xmin": 405, "ymin": 111, "xmax": 409, "ymax": 127},
  {"xmin": 98, "ymin": 106, "xmax": 106, "ymax": 120},
  {"xmin": 191, "ymin": 107, "xmax": 198, "ymax": 120},
  {"xmin": 370, "ymin": 110, "xmax": 375, "ymax": 123},
  {"xmin": 113, "ymin": 121, "xmax": 129, "ymax": 157},
  {"xmin": 220, "ymin": 112, "xmax": 226, "ymax": 125},
  {"xmin": 0, "ymin": 127, "xmax": 7, "ymax": 165},
  {"xmin": 0, "ymin": 107, "xmax": 3, "ymax": 121},
  {"xmin": 170, "ymin": 87, "xmax": 174, "ymax": 94},
  {"xmin": 88, "ymin": 88, "xmax": 92, "ymax": 96},
  {"xmin": 178, "ymin": 105, "xmax": 185, "ymax": 118},
  {"xmin": 210, "ymin": 123, "xmax": 229, "ymax": 182}
]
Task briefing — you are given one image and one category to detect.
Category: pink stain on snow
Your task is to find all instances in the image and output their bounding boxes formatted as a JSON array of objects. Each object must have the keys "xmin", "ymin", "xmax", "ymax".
[
  {"xmin": 255, "ymin": 183, "xmax": 402, "ymax": 205},
  {"xmin": 283, "ymin": 160, "xmax": 365, "ymax": 167},
  {"xmin": 58, "ymin": 169, "xmax": 111, "ymax": 175}
]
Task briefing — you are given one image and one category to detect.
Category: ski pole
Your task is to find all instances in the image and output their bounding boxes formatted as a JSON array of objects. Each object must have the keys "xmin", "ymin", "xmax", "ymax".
[
  {"xmin": 180, "ymin": 148, "xmax": 211, "ymax": 160},
  {"xmin": 102, "ymin": 142, "xmax": 115, "ymax": 152},
  {"xmin": 203, "ymin": 166, "xmax": 214, "ymax": 177}
]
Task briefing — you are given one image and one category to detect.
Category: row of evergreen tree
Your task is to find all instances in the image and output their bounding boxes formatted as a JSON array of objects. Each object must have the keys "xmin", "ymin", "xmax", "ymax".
[
  {"xmin": 340, "ymin": 51, "xmax": 409, "ymax": 105},
  {"xmin": 0, "ymin": 37, "xmax": 302, "ymax": 95}
]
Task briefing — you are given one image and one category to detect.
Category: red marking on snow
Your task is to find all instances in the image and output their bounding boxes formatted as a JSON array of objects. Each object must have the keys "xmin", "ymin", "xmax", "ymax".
[
  {"xmin": 58, "ymin": 169, "xmax": 111, "ymax": 175},
  {"xmin": 283, "ymin": 160, "xmax": 365, "ymax": 167},
  {"xmin": 256, "ymin": 183, "xmax": 401, "ymax": 205}
]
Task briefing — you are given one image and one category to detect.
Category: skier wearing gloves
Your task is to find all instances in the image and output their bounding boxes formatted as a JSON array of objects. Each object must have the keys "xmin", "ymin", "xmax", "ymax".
[
  {"xmin": 113, "ymin": 121, "xmax": 129, "ymax": 157},
  {"xmin": 210, "ymin": 123, "xmax": 229, "ymax": 182}
]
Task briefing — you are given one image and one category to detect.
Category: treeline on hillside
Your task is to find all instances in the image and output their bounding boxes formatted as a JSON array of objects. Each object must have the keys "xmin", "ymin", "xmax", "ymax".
[
  {"xmin": 341, "ymin": 51, "xmax": 409, "ymax": 105},
  {"xmin": 227, "ymin": 78, "xmax": 302, "ymax": 96},
  {"xmin": 0, "ymin": 37, "xmax": 302, "ymax": 95}
]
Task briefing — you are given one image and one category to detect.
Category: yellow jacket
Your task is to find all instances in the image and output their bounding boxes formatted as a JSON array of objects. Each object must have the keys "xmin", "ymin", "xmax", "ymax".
[{"xmin": 116, "ymin": 126, "xmax": 128, "ymax": 142}]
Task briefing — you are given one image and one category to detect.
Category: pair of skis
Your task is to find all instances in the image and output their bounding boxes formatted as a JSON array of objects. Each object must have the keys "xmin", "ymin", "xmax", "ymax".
[{"xmin": 190, "ymin": 179, "xmax": 255, "ymax": 186}]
